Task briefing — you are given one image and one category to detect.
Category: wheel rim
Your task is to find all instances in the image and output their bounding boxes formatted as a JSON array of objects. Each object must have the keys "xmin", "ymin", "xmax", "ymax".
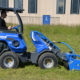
[
  {"xmin": 3, "ymin": 56, "xmax": 14, "ymax": 68},
  {"xmin": 43, "ymin": 58, "xmax": 54, "ymax": 68}
]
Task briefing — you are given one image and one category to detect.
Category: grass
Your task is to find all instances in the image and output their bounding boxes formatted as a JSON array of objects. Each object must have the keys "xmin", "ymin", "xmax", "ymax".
[{"xmin": 0, "ymin": 25, "xmax": 80, "ymax": 80}]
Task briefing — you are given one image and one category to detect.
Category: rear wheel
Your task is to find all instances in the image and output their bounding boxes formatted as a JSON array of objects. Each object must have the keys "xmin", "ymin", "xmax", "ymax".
[
  {"xmin": 0, "ymin": 51, "xmax": 19, "ymax": 69},
  {"xmin": 38, "ymin": 52, "xmax": 58, "ymax": 69}
]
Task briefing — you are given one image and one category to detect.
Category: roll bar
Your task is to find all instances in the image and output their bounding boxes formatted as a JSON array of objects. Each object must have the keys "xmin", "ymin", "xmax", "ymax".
[{"xmin": 0, "ymin": 7, "xmax": 23, "ymax": 34}]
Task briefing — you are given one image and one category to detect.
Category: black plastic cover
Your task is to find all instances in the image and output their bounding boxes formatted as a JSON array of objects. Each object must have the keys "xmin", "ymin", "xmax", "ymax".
[{"xmin": 0, "ymin": 7, "xmax": 23, "ymax": 13}]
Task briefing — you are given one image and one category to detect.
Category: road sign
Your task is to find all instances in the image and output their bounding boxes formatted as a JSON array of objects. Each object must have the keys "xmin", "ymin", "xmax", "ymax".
[{"xmin": 43, "ymin": 15, "xmax": 50, "ymax": 24}]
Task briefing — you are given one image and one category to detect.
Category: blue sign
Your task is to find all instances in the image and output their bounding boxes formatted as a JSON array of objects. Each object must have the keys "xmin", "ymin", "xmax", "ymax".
[{"xmin": 43, "ymin": 15, "xmax": 50, "ymax": 24}]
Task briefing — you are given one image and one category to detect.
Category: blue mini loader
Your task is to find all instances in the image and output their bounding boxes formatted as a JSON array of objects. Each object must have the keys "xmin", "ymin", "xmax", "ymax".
[{"xmin": 0, "ymin": 7, "xmax": 80, "ymax": 71}]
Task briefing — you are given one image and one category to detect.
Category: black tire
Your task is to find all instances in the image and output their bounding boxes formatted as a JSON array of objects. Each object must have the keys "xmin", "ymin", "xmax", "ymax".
[
  {"xmin": 38, "ymin": 52, "xmax": 58, "ymax": 69},
  {"xmin": 0, "ymin": 51, "xmax": 19, "ymax": 69}
]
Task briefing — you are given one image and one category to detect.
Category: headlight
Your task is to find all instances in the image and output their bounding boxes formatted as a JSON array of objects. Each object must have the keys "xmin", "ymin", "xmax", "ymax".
[{"xmin": 13, "ymin": 40, "xmax": 20, "ymax": 47}]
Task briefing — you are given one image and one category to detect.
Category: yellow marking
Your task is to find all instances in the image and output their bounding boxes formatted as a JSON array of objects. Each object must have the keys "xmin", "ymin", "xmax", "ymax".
[{"xmin": 77, "ymin": 64, "xmax": 79, "ymax": 67}]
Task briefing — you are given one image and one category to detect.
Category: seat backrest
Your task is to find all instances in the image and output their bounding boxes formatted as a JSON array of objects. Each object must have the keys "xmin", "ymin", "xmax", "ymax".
[{"xmin": 31, "ymin": 31, "xmax": 49, "ymax": 53}]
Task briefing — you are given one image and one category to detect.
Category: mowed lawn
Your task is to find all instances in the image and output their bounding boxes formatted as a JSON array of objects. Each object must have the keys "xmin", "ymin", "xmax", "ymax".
[{"xmin": 0, "ymin": 25, "xmax": 80, "ymax": 80}]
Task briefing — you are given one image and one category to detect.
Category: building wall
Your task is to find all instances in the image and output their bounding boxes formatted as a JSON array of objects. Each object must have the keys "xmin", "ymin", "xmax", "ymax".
[{"xmin": 6, "ymin": 0, "xmax": 80, "ymax": 25}]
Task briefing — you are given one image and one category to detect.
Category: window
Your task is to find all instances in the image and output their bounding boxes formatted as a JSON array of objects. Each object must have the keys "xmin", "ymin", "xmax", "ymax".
[
  {"xmin": 0, "ymin": 0, "xmax": 8, "ymax": 8},
  {"xmin": 71, "ymin": 0, "xmax": 80, "ymax": 14},
  {"xmin": 57, "ymin": 0, "xmax": 66, "ymax": 14},
  {"xmin": 28, "ymin": 0, "xmax": 37, "ymax": 13},
  {"xmin": 14, "ymin": 0, "xmax": 23, "ymax": 9}
]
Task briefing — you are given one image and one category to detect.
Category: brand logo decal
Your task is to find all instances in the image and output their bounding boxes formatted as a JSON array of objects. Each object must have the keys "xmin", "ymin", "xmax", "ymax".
[{"xmin": 0, "ymin": 36, "xmax": 7, "ymax": 39}]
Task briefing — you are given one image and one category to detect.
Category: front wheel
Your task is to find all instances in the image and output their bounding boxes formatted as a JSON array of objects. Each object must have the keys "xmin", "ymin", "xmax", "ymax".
[
  {"xmin": 38, "ymin": 52, "xmax": 58, "ymax": 69},
  {"xmin": 0, "ymin": 51, "xmax": 19, "ymax": 69}
]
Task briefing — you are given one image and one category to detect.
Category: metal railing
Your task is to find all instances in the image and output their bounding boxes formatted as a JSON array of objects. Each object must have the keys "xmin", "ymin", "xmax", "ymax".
[{"xmin": 6, "ymin": 16, "xmax": 60, "ymax": 25}]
